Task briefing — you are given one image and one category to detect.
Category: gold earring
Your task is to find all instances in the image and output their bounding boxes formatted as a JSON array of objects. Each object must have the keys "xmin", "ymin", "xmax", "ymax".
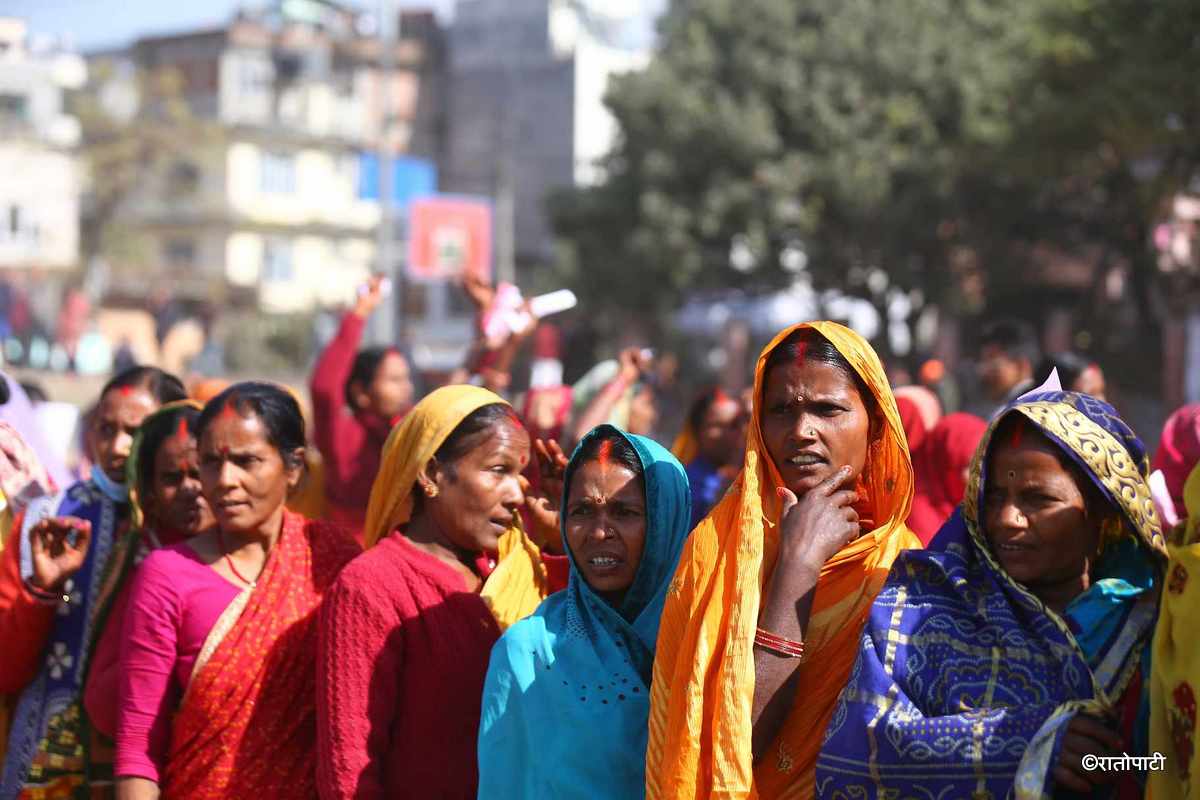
[
  {"xmin": 1098, "ymin": 516, "xmax": 1123, "ymax": 554},
  {"xmin": 424, "ymin": 484, "xmax": 439, "ymax": 499}
]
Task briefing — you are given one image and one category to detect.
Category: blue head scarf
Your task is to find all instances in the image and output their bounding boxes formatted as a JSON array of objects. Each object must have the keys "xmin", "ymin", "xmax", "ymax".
[{"xmin": 478, "ymin": 425, "xmax": 691, "ymax": 800}]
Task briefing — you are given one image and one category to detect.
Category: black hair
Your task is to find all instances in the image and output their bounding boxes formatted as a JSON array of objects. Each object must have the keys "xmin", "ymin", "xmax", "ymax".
[
  {"xmin": 434, "ymin": 403, "xmax": 522, "ymax": 467},
  {"xmin": 135, "ymin": 405, "xmax": 201, "ymax": 501},
  {"xmin": 687, "ymin": 386, "xmax": 727, "ymax": 433},
  {"xmin": 17, "ymin": 381, "xmax": 44, "ymax": 404},
  {"xmin": 196, "ymin": 382, "xmax": 306, "ymax": 469},
  {"xmin": 100, "ymin": 366, "xmax": 187, "ymax": 406},
  {"xmin": 1035, "ymin": 352, "xmax": 1093, "ymax": 393},
  {"xmin": 761, "ymin": 328, "xmax": 876, "ymax": 418},
  {"xmin": 573, "ymin": 427, "xmax": 644, "ymax": 476},
  {"xmin": 345, "ymin": 347, "xmax": 406, "ymax": 406},
  {"xmin": 980, "ymin": 319, "xmax": 1041, "ymax": 365}
]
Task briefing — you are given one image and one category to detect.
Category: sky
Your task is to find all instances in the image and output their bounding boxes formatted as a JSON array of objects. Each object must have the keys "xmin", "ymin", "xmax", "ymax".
[{"xmin": 6, "ymin": 0, "xmax": 458, "ymax": 52}]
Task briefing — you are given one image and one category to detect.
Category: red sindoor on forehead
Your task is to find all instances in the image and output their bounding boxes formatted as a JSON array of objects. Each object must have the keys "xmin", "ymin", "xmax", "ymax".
[
  {"xmin": 597, "ymin": 439, "xmax": 613, "ymax": 467},
  {"xmin": 118, "ymin": 385, "xmax": 134, "ymax": 397},
  {"xmin": 792, "ymin": 340, "xmax": 809, "ymax": 365},
  {"xmin": 1009, "ymin": 422, "xmax": 1024, "ymax": 448},
  {"xmin": 174, "ymin": 417, "xmax": 190, "ymax": 442},
  {"xmin": 218, "ymin": 399, "xmax": 241, "ymax": 421}
]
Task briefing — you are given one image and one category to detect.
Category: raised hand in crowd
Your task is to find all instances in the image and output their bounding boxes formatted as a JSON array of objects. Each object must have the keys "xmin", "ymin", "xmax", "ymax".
[
  {"xmin": 522, "ymin": 438, "xmax": 569, "ymax": 551},
  {"xmin": 353, "ymin": 275, "xmax": 388, "ymax": 319},
  {"xmin": 28, "ymin": 516, "xmax": 92, "ymax": 593}
]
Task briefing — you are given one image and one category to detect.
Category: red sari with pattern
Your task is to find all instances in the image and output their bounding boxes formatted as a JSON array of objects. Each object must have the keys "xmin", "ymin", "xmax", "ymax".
[{"xmin": 161, "ymin": 510, "xmax": 359, "ymax": 798}]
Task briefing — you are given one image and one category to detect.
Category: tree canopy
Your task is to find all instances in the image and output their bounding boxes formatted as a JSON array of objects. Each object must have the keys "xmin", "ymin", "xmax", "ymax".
[{"xmin": 551, "ymin": 0, "xmax": 1200, "ymax": 348}]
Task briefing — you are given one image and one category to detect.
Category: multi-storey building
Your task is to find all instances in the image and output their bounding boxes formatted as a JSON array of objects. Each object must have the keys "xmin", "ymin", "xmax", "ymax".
[
  {"xmin": 444, "ymin": 0, "xmax": 651, "ymax": 273},
  {"xmin": 92, "ymin": 1, "xmax": 442, "ymax": 314},
  {"xmin": 0, "ymin": 18, "xmax": 86, "ymax": 273}
]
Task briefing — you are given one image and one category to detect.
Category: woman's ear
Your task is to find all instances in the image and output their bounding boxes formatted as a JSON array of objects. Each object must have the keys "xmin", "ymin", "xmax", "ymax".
[
  {"xmin": 350, "ymin": 383, "xmax": 371, "ymax": 410},
  {"xmin": 416, "ymin": 456, "xmax": 441, "ymax": 495},
  {"xmin": 284, "ymin": 447, "xmax": 306, "ymax": 490}
]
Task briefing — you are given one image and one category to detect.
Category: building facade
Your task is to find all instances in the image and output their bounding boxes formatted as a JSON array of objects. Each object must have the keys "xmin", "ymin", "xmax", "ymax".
[
  {"xmin": 0, "ymin": 18, "xmax": 86, "ymax": 273},
  {"xmin": 94, "ymin": 1, "xmax": 443, "ymax": 314},
  {"xmin": 443, "ymin": 0, "xmax": 650, "ymax": 271}
]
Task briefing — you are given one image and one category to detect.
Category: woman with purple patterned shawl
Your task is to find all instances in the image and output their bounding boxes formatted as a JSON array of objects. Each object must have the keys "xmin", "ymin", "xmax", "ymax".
[{"xmin": 816, "ymin": 391, "xmax": 1166, "ymax": 799}]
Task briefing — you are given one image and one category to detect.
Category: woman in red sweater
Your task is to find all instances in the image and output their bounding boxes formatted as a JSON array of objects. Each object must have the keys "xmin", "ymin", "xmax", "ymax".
[
  {"xmin": 316, "ymin": 385, "xmax": 566, "ymax": 800},
  {"xmin": 309, "ymin": 277, "xmax": 415, "ymax": 536}
]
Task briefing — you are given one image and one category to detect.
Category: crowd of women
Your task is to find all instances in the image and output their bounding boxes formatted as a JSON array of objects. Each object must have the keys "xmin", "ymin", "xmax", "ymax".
[{"xmin": 0, "ymin": 285, "xmax": 1197, "ymax": 800}]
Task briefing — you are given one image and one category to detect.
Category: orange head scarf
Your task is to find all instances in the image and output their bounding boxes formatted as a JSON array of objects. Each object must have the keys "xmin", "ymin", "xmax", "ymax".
[{"xmin": 646, "ymin": 321, "xmax": 919, "ymax": 800}]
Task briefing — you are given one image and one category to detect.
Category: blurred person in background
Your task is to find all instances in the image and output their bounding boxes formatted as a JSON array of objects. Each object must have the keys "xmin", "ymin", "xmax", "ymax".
[
  {"xmin": 55, "ymin": 285, "xmax": 90, "ymax": 373},
  {"xmin": 672, "ymin": 386, "xmax": 746, "ymax": 528},
  {"xmin": 0, "ymin": 367, "xmax": 186, "ymax": 798},
  {"xmin": 906, "ymin": 412, "xmax": 987, "ymax": 544},
  {"xmin": 317, "ymin": 386, "xmax": 566, "ymax": 800},
  {"xmin": 570, "ymin": 348, "xmax": 661, "ymax": 445},
  {"xmin": 1036, "ymin": 352, "xmax": 1107, "ymax": 401},
  {"xmin": 81, "ymin": 403, "xmax": 215, "ymax": 778},
  {"xmin": 0, "ymin": 375, "xmax": 71, "ymax": 491},
  {"xmin": 310, "ymin": 276, "xmax": 415, "ymax": 538},
  {"xmin": 113, "ymin": 383, "xmax": 359, "ymax": 800},
  {"xmin": 893, "ymin": 385, "xmax": 943, "ymax": 454},
  {"xmin": 1152, "ymin": 404, "xmax": 1200, "ymax": 529},
  {"xmin": 977, "ymin": 318, "xmax": 1041, "ymax": 415}
]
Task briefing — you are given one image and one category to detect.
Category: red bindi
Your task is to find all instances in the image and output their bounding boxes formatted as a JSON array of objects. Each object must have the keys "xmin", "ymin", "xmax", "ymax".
[
  {"xmin": 118, "ymin": 386, "xmax": 133, "ymax": 397},
  {"xmin": 597, "ymin": 439, "xmax": 613, "ymax": 467},
  {"xmin": 714, "ymin": 388, "xmax": 730, "ymax": 404}
]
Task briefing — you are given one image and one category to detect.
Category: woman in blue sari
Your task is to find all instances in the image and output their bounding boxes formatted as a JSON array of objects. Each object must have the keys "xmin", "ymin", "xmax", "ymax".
[
  {"xmin": 478, "ymin": 424, "xmax": 691, "ymax": 799},
  {"xmin": 816, "ymin": 390, "xmax": 1166, "ymax": 800}
]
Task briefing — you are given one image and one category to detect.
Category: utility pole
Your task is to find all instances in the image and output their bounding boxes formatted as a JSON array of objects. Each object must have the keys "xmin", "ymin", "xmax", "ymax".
[
  {"xmin": 494, "ymin": 10, "xmax": 517, "ymax": 287},
  {"xmin": 371, "ymin": 0, "xmax": 400, "ymax": 345}
]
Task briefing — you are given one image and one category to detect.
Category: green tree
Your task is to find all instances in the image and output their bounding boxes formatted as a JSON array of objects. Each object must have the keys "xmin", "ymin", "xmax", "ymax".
[{"xmin": 553, "ymin": 0, "xmax": 1200, "ymax": 363}]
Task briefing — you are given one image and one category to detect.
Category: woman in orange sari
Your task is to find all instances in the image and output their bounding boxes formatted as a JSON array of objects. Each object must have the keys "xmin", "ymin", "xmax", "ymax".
[
  {"xmin": 646, "ymin": 322, "xmax": 919, "ymax": 800},
  {"xmin": 113, "ymin": 382, "xmax": 359, "ymax": 799}
]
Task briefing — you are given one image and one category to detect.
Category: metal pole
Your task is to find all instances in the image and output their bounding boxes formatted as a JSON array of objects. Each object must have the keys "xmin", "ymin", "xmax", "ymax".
[{"xmin": 373, "ymin": 0, "xmax": 397, "ymax": 345}]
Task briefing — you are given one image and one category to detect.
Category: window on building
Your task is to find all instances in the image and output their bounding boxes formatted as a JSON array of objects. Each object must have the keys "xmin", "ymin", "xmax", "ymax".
[
  {"xmin": 1, "ymin": 205, "xmax": 37, "ymax": 244},
  {"xmin": 260, "ymin": 151, "xmax": 297, "ymax": 194},
  {"xmin": 167, "ymin": 161, "xmax": 201, "ymax": 196},
  {"xmin": 164, "ymin": 238, "xmax": 196, "ymax": 267},
  {"xmin": 0, "ymin": 93, "xmax": 29, "ymax": 123},
  {"xmin": 263, "ymin": 237, "xmax": 294, "ymax": 282}
]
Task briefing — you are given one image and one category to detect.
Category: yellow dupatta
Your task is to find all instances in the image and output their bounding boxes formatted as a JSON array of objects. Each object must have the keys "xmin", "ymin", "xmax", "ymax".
[
  {"xmin": 362, "ymin": 384, "xmax": 551, "ymax": 629},
  {"xmin": 1149, "ymin": 462, "xmax": 1200, "ymax": 799},
  {"xmin": 646, "ymin": 321, "xmax": 920, "ymax": 800}
]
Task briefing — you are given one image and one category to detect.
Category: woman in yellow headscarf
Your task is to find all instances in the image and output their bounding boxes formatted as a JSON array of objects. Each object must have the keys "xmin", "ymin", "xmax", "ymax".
[
  {"xmin": 1149, "ymin": 461, "xmax": 1200, "ymax": 800},
  {"xmin": 646, "ymin": 322, "xmax": 919, "ymax": 800},
  {"xmin": 315, "ymin": 385, "xmax": 564, "ymax": 799}
]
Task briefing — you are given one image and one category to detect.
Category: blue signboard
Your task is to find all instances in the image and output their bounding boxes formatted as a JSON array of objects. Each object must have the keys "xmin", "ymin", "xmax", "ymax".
[{"xmin": 357, "ymin": 154, "xmax": 438, "ymax": 210}]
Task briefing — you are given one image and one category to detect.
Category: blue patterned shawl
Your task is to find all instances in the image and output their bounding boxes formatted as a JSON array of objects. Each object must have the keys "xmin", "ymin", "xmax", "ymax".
[
  {"xmin": 1, "ymin": 479, "xmax": 127, "ymax": 798},
  {"xmin": 477, "ymin": 425, "xmax": 692, "ymax": 799},
  {"xmin": 816, "ymin": 391, "xmax": 1167, "ymax": 800}
]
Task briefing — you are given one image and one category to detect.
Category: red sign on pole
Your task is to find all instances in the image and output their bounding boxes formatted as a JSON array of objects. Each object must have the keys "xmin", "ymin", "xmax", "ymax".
[{"xmin": 407, "ymin": 196, "xmax": 493, "ymax": 282}]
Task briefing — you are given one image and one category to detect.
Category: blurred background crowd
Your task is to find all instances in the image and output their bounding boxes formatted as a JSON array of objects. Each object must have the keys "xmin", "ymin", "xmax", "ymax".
[{"xmin": 1, "ymin": 0, "xmax": 1198, "ymax": 454}]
